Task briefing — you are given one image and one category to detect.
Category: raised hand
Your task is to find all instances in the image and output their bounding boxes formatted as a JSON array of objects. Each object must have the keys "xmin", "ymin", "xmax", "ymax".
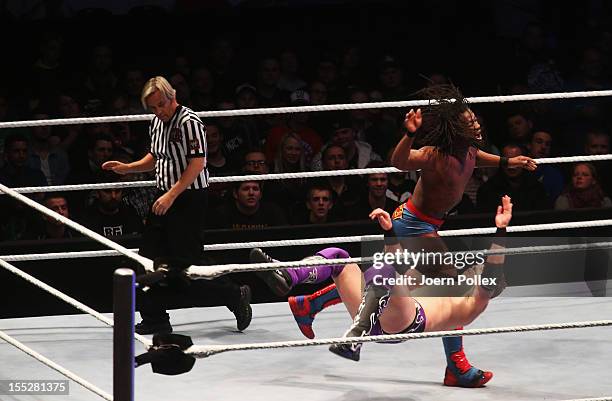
[
  {"xmin": 404, "ymin": 108, "xmax": 422, "ymax": 134},
  {"xmin": 369, "ymin": 208, "xmax": 393, "ymax": 231},
  {"xmin": 495, "ymin": 195, "xmax": 513, "ymax": 229}
]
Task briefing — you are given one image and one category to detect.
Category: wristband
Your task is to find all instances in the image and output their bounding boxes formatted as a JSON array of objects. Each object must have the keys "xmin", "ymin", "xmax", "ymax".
[
  {"xmin": 493, "ymin": 227, "xmax": 506, "ymax": 247},
  {"xmin": 405, "ymin": 130, "xmax": 416, "ymax": 138},
  {"xmin": 500, "ymin": 156, "xmax": 509, "ymax": 168}
]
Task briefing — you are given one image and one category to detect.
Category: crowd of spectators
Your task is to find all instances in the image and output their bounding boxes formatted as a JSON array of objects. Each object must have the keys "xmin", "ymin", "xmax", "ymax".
[{"xmin": 1, "ymin": 3, "xmax": 612, "ymax": 241}]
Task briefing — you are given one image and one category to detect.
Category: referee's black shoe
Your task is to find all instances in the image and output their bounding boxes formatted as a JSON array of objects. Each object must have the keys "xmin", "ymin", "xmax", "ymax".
[
  {"xmin": 231, "ymin": 285, "xmax": 252, "ymax": 332},
  {"xmin": 135, "ymin": 320, "xmax": 173, "ymax": 335}
]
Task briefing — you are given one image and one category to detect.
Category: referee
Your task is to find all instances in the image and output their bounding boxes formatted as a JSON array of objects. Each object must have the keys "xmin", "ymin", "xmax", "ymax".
[{"xmin": 103, "ymin": 76, "xmax": 251, "ymax": 334}]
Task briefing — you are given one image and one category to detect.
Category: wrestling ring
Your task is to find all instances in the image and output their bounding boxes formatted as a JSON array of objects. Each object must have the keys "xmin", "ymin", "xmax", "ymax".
[{"xmin": 1, "ymin": 90, "xmax": 612, "ymax": 401}]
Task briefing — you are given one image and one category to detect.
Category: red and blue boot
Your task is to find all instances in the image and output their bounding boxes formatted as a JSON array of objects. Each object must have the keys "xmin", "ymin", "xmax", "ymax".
[
  {"xmin": 442, "ymin": 328, "xmax": 493, "ymax": 387},
  {"xmin": 288, "ymin": 284, "xmax": 341, "ymax": 339}
]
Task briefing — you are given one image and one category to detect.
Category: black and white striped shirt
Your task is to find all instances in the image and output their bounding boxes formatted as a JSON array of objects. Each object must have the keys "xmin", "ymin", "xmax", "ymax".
[{"xmin": 149, "ymin": 105, "xmax": 209, "ymax": 191}]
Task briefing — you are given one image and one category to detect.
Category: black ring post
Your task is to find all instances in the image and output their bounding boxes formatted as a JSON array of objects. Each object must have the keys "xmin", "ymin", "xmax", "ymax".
[{"xmin": 114, "ymin": 268, "xmax": 135, "ymax": 401}]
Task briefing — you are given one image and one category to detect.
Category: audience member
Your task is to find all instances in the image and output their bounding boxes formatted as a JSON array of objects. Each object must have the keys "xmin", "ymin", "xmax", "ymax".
[
  {"xmin": 80, "ymin": 173, "xmax": 143, "ymax": 237},
  {"xmin": 278, "ymin": 49, "xmax": 306, "ymax": 92},
  {"xmin": 348, "ymin": 162, "xmax": 399, "ymax": 220},
  {"xmin": 191, "ymin": 66, "xmax": 216, "ymax": 111},
  {"xmin": 217, "ymin": 100, "xmax": 262, "ymax": 165},
  {"xmin": 554, "ymin": 163, "xmax": 612, "ymax": 209},
  {"xmin": 1, "ymin": 133, "xmax": 48, "ymax": 190},
  {"xmin": 0, "ymin": 133, "xmax": 48, "ymax": 241},
  {"xmin": 290, "ymin": 182, "xmax": 336, "ymax": 225},
  {"xmin": 583, "ymin": 128, "xmax": 612, "ymax": 196},
  {"xmin": 477, "ymin": 144, "xmax": 550, "ymax": 212},
  {"xmin": 316, "ymin": 113, "xmax": 382, "ymax": 170},
  {"xmin": 28, "ymin": 111, "xmax": 70, "ymax": 185},
  {"xmin": 264, "ymin": 90, "xmax": 323, "ymax": 164},
  {"xmin": 505, "ymin": 108, "xmax": 534, "ymax": 151},
  {"xmin": 208, "ymin": 179, "xmax": 287, "ymax": 230},
  {"xmin": 317, "ymin": 144, "xmax": 362, "ymax": 219},
  {"xmin": 26, "ymin": 193, "xmax": 80, "ymax": 239},
  {"xmin": 527, "ymin": 130, "xmax": 565, "ymax": 203}
]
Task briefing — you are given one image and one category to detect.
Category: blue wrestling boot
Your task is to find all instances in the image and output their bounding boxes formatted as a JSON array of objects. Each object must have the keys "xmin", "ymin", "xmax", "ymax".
[
  {"xmin": 288, "ymin": 284, "xmax": 341, "ymax": 339},
  {"xmin": 329, "ymin": 285, "xmax": 390, "ymax": 362}
]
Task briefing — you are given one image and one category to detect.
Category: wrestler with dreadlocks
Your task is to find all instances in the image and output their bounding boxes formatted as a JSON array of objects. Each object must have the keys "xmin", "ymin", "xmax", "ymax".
[
  {"xmin": 327, "ymin": 85, "xmax": 535, "ymax": 385},
  {"xmin": 257, "ymin": 85, "xmax": 532, "ymax": 388}
]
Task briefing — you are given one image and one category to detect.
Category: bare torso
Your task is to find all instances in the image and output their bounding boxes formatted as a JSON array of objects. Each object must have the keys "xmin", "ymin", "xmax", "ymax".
[{"xmin": 410, "ymin": 145, "xmax": 477, "ymax": 218}]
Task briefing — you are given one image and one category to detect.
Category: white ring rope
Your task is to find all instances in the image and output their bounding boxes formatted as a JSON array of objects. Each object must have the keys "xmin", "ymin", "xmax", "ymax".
[
  {"xmin": 0, "ymin": 182, "xmax": 154, "ymax": 272},
  {"xmin": 3, "ymin": 218, "xmax": 612, "ymax": 262},
  {"xmin": 565, "ymin": 398, "xmax": 612, "ymax": 401},
  {"xmin": 7, "ymin": 154, "xmax": 612, "ymax": 194},
  {"xmin": 0, "ymin": 330, "xmax": 113, "ymax": 400},
  {"xmin": 1, "ymin": 89, "xmax": 612, "ymax": 129},
  {"xmin": 0, "ymin": 258, "xmax": 151, "ymax": 347},
  {"xmin": 185, "ymin": 241, "xmax": 612, "ymax": 279},
  {"xmin": 185, "ymin": 319, "xmax": 612, "ymax": 358}
]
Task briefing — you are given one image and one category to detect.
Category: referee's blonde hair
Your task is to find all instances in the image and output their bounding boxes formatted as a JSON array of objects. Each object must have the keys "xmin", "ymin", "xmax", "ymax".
[{"xmin": 141, "ymin": 76, "xmax": 176, "ymax": 110}]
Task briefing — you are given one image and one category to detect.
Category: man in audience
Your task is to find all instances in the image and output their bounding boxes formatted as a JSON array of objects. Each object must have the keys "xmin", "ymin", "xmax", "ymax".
[
  {"xmin": 208, "ymin": 178, "xmax": 287, "ymax": 230},
  {"xmin": 527, "ymin": 130, "xmax": 564, "ymax": 203},
  {"xmin": 80, "ymin": 172, "xmax": 143, "ymax": 237},
  {"xmin": 291, "ymin": 182, "xmax": 336, "ymax": 225},
  {"xmin": 477, "ymin": 144, "xmax": 550, "ymax": 212}
]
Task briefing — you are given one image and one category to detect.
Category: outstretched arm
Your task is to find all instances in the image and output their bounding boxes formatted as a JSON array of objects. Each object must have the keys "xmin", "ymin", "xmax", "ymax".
[
  {"xmin": 102, "ymin": 153, "xmax": 156, "ymax": 174},
  {"xmin": 476, "ymin": 149, "xmax": 537, "ymax": 171},
  {"xmin": 391, "ymin": 109, "xmax": 435, "ymax": 171}
]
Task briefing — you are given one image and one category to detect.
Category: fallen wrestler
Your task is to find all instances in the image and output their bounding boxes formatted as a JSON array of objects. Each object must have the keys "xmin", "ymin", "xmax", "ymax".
[{"xmin": 254, "ymin": 195, "xmax": 512, "ymax": 387}]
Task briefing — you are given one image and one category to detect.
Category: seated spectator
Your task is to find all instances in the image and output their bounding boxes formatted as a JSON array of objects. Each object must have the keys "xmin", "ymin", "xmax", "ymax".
[
  {"xmin": 80, "ymin": 172, "xmax": 143, "ymax": 237},
  {"xmin": 1, "ymin": 133, "xmax": 47, "ymax": 190},
  {"xmin": 583, "ymin": 128, "xmax": 612, "ymax": 196},
  {"xmin": 0, "ymin": 133, "xmax": 47, "ymax": 241},
  {"xmin": 318, "ymin": 144, "xmax": 363, "ymax": 219},
  {"xmin": 311, "ymin": 113, "xmax": 382, "ymax": 170},
  {"xmin": 505, "ymin": 108, "xmax": 534, "ymax": 152},
  {"xmin": 191, "ymin": 66, "xmax": 216, "ymax": 111},
  {"xmin": 348, "ymin": 162, "xmax": 400, "ymax": 220},
  {"xmin": 65, "ymin": 132, "xmax": 114, "ymax": 213},
  {"xmin": 66, "ymin": 132, "xmax": 114, "ymax": 185},
  {"xmin": 265, "ymin": 90, "xmax": 323, "ymax": 164},
  {"xmin": 207, "ymin": 123, "xmax": 238, "ymax": 208},
  {"xmin": 207, "ymin": 179, "xmax": 287, "ymax": 230},
  {"xmin": 278, "ymin": 49, "xmax": 306, "ymax": 92},
  {"xmin": 385, "ymin": 146, "xmax": 415, "ymax": 204},
  {"xmin": 28, "ymin": 111, "xmax": 70, "ymax": 185},
  {"xmin": 527, "ymin": 130, "xmax": 565, "ymax": 203},
  {"xmin": 290, "ymin": 182, "xmax": 336, "ymax": 225},
  {"xmin": 554, "ymin": 163, "xmax": 612, "ymax": 209},
  {"xmin": 273, "ymin": 132, "xmax": 308, "ymax": 174},
  {"xmin": 217, "ymin": 100, "xmax": 261, "ymax": 166},
  {"xmin": 584, "ymin": 129, "xmax": 610, "ymax": 155},
  {"xmin": 477, "ymin": 144, "xmax": 550, "ymax": 212},
  {"xmin": 25, "ymin": 193, "xmax": 81, "ymax": 240},
  {"xmin": 241, "ymin": 148, "xmax": 284, "ymax": 206}
]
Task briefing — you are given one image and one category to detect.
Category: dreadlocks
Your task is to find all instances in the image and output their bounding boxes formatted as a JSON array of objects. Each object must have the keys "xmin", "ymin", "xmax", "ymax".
[{"xmin": 413, "ymin": 84, "xmax": 478, "ymax": 156}]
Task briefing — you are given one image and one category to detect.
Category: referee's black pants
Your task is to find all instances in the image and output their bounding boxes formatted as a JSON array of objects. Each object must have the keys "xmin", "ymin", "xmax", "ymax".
[{"xmin": 137, "ymin": 189, "xmax": 241, "ymax": 323}]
